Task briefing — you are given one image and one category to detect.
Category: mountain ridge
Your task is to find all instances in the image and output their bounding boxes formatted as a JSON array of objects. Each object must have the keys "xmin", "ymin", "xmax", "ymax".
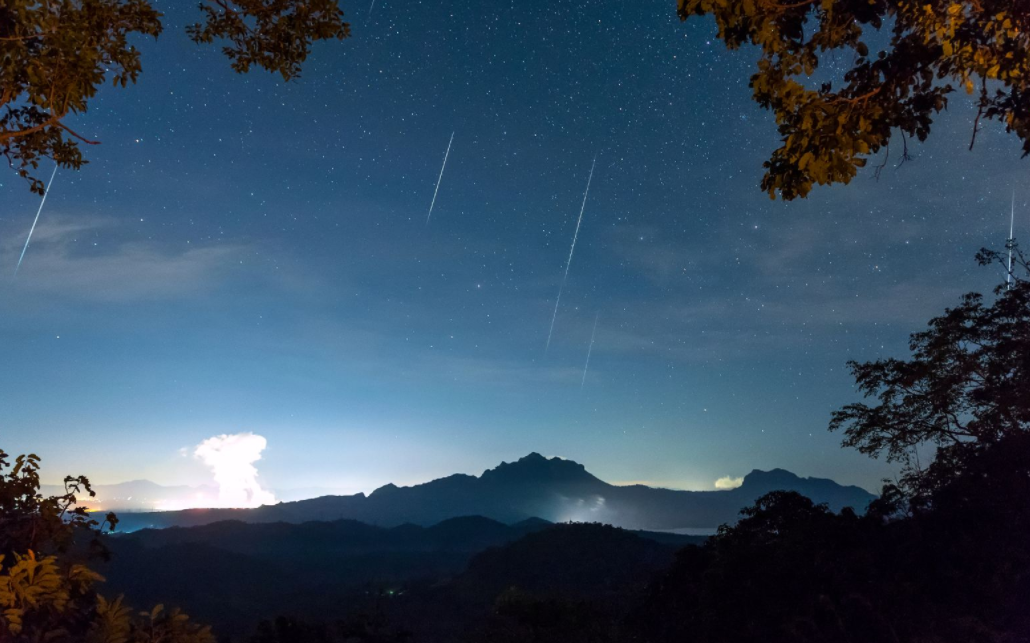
[{"xmin": 114, "ymin": 453, "xmax": 876, "ymax": 532}]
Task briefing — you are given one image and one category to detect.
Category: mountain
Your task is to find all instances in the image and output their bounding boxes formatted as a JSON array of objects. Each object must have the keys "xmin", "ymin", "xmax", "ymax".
[{"xmin": 114, "ymin": 453, "xmax": 876, "ymax": 532}]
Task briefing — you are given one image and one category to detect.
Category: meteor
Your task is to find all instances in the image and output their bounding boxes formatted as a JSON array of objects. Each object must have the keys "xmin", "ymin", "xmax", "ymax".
[
  {"xmin": 581, "ymin": 312, "xmax": 600, "ymax": 389},
  {"xmin": 15, "ymin": 164, "xmax": 58, "ymax": 276},
  {"xmin": 546, "ymin": 155, "xmax": 596, "ymax": 351},
  {"xmin": 1008, "ymin": 190, "xmax": 1015, "ymax": 290},
  {"xmin": 368, "ymin": 0, "xmax": 376, "ymax": 17},
  {"xmin": 426, "ymin": 131, "xmax": 454, "ymax": 225}
]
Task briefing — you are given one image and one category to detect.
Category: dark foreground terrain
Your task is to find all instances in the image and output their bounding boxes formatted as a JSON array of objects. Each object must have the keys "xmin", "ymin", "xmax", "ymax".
[{"xmin": 101, "ymin": 517, "xmax": 703, "ymax": 640}]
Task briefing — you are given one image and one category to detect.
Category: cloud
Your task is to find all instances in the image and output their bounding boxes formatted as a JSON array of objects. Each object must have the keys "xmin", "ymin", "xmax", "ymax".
[
  {"xmin": 0, "ymin": 215, "xmax": 286, "ymax": 303},
  {"xmin": 193, "ymin": 432, "xmax": 277, "ymax": 508},
  {"xmin": 714, "ymin": 476, "xmax": 744, "ymax": 490}
]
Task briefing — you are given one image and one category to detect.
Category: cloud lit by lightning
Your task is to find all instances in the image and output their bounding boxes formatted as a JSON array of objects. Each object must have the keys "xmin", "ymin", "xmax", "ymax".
[
  {"xmin": 714, "ymin": 476, "xmax": 743, "ymax": 490},
  {"xmin": 194, "ymin": 432, "xmax": 277, "ymax": 508}
]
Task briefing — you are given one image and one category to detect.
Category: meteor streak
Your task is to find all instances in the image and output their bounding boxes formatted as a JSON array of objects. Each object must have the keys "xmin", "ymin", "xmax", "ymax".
[
  {"xmin": 15, "ymin": 164, "xmax": 58, "ymax": 277},
  {"xmin": 426, "ymin": 131, "xmax": 454, "ymax": 225},
  {"xmin": 1008, "ymin": 190, "xmax": 1015, "ymax": 290},
  {"xmin": 545, "ymin": 155, "xmax": 596, "ymax": 351},
  {"xmin": 581, "ymin": 312, "xmax": 599, "ymax": 389},
  {"xmin": 368, "ymin": 0, "xmax": 376, "ymax": 17}
]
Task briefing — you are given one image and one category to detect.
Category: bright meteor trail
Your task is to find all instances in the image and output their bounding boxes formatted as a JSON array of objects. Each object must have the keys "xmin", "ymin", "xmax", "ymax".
[
  {"xmin": 545, "ymin": 155, "xmax": 596, "ymax": 351},
  {"xmin": 581, "ymin": 312, "xmax": 599, "ymax": 389},
  {"xmin": 15, "ymin": 164, "xmax": 58, "ymax": 277},
  {"xmin": 426, "ymin": 132, "xmax": 454, "ymax": 225},
  {"xmin": 1008, "ymin": 190, "xmax": 1016, "ymax": 290}
]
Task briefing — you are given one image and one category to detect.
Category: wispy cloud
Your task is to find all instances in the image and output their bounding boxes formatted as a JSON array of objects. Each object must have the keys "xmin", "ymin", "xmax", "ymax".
[{"xmin": 2, "ymin": 215, "xmax": 255, "ymax": 301}]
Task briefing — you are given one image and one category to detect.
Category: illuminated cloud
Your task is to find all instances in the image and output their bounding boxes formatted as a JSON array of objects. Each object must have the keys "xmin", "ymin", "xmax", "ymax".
[
  {"xmin": 714, "ymin": 476, "xmax": 744, "ymax": 490},
  {"xmin": 194, "ymin": 433, "xmax": 277, "ymax": 508}
]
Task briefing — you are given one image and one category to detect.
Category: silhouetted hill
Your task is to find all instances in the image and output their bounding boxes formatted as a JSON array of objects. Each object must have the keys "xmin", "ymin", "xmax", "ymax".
[
  {"xmin": 115, "ymin": 453, "xmax": 876, "ymax": 532},
  {"xmin": 116, "ymin": 515, "xmax": 552, "ymax": 558},
  {"xmin": 100, "ymin": 516, "xmax": 701, "ymax": 640},
  {"xmin": 459, "ymin": 523, "xmax": 679, "ymax": 599},
  {"xmin": 735, "ymin": 468, "xmax": 872, "ymax": 508}
]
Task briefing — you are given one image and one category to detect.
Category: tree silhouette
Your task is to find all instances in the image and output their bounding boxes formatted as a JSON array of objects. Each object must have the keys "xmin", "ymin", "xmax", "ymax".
[
  {"xmin": 0, "ymin": 448, "xmax": 215, "ymax": 642},
  {"xmin": 632, "ymin": 251, "xmax": 1030, "ymax": 642},
  {"xmin": 830, "ymin": 244, "xmax": 1029, "ymax": 502},
  {"xmin": 1, "ymin": 0, "xmax": 350, "ymax": 195},
  {"xmin": 678, "ymin": 0, "xmax": 1030, "ymax": 199}
]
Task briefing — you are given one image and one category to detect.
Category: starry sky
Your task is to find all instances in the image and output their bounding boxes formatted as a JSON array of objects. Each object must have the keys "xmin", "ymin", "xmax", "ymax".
[{"xmin": 1, "ymin": 0, "xmax": 1025, "ymax": 497}]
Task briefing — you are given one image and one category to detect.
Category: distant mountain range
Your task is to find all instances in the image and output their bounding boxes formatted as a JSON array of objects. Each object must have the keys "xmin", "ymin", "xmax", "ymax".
[
  {"xmin": 114, "ymin": 453, "xmax": 876, "ymax": 532},
  {"xmin": 40, "ymin": 480, "xmax": 220, "ymax": 513},
  {"xmin": 39, "ymin": 480, "xmax": 350, "ymax": 512}
]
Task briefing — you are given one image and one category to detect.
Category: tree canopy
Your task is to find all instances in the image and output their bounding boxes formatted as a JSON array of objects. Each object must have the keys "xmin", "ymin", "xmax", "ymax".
[
  {"xmin": 629, "ymin": 250, "xmax": 1030, "ymax": 642},
  {"xmin": 1, "ymin": 0, "xmax": 349, "ymax": 195},
  {"xmin": 0, "ymin": 448, "xmax": 214, "ymax": 642},
  {"xmin": 830, "ymin": 245, "xmax": 1029, "ymax": 500},
  {"xmin": 678, "ymin": 0, "xmax": 1030, "ymax": 199}
]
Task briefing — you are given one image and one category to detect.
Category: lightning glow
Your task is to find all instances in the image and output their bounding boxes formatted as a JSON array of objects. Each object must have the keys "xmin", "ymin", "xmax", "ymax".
[
  {"xmin": 426, "ymin": 131, "xmax": 454, "ymax": 225},
  {"xmin": 15, "ymin": 164, "xmax": 58, "ymax": 276},
  {"xmin": 194, "ymin": 432, "xmax": 277, "ymax": 509},
  {"xmin": 715, "ymin": 476, "xmax": 744, "ymax": 490},
  {"xmin": 581, "ymin": 312, "xmax": 599, "ymax": 389},
  {"xmin": 546, "ymin": 155, "xmax": 596, "ymax": 351}
]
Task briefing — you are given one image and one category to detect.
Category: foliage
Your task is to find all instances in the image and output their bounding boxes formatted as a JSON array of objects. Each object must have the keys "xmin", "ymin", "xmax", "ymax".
[
  {"xmin": 187, "ymin": 0, "xmax": 350, "ymax": 82},
  {"xmin": 0, "ymin": 448, "xmax": 214, "ymax": 643},
  {"xmin": 629, "ymin": 253, "xmax": 1030, "ymax": 642},
  {"xmin": 678, "ymin": 0, "xmax": 1030, "ymax": 199},
  {"xmin": 0, "ymin": 551, "xmax": 214, "ymax": 643},
  {"xmin": 0, "ymin": 449, "xmax": 117, "ymax": 565},
  {"xmin": 634, "ymin": 449, "xmax": 1030, "ymax": 642},
  {"xmin": 829, "ymin": 246, "xmax": 1029, "ymax": 498},
  {"xmin": 1, "ymin": 0, "xmax": 349, "ymax": 195}
]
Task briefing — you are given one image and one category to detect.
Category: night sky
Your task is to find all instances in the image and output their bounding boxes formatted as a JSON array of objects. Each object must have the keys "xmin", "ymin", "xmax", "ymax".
[{"xmin": 1, "ymin": 0, "xmax": 1025, "ymax": 497}]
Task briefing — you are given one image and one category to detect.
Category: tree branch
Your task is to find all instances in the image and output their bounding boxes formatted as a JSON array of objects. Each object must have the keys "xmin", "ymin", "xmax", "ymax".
[
  {"xmin": 0, "ymin": 111, "xmax": 64, "ymax": 142},
  {"xmin": 57, "ymin": 121, "xmax": 100, "ymax": 145},
  {"xmin": 832, "ymin": 86, "xmax": 882, "ymax": 104},
  {"xmin": 969, "ymin": 76, "xmax": 987, "ymax": 151}
]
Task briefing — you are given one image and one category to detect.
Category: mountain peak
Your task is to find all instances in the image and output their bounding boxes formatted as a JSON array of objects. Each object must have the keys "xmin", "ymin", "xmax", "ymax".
[
  {"xmin": 480, "ymin": 453, "xmax": 601, "ymax": 485},
  {"xmin": 521, "ymin": 452, "xmax": 548, "ymax": 462},
  {"xmin": 741, "ymin": 468, "xmax": 801, "ymax": 486},
  {"xmin": 738, "ymin": 469, "xmax": 876, "ymax": 510},
  {"xmin": 370, "ymin": 483, "xmax": 400, "ymax": 497}
]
